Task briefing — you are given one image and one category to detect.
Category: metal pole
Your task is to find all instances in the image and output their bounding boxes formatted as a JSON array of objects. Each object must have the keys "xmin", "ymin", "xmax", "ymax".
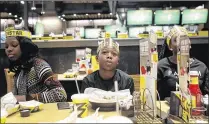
[
  {"xmin": 24, "ymin": 1, "xmax": 28, "ymax": 30},
  {"xmin": 206, "ymin": 2, "xmax": 209, "ymax": 68}
]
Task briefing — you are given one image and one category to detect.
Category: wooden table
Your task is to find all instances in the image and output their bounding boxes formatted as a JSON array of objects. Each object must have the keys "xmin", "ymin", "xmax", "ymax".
[{"xmin": 5, "ymin": 103, "xmax": 118, "ymax": 123}]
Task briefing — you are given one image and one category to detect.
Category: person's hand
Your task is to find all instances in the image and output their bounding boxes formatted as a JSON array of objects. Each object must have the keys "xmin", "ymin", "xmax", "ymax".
[{"xmin": 14, "ymin": 95, "xmax": 26, "ymax": 102}]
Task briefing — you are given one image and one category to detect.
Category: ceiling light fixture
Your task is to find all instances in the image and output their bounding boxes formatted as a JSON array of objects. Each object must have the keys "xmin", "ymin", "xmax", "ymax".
[
  {"xmin": 8, "ymin": 13, "xmax": 12, "ymax": 15},
  {"xmin": 121, "ymin": 13, "xmax": 125, "ymax": 17},
  {"xmin": 20, "ymin": 1, "xmax": 24, "ymax": 4},
  {"xmin": 31, "ymin": 1, "xmax": 36, "ymax": 10},
  {"xmin": 86, "ymin": 14, "xmax": 88, "ymax": 16},
  {"xmin": 109, "ymin": 13, "xmax": 112, "ymax": 15},
  {"xmin": 98, "ymin": 13, "xmax": 101, "ymax": 16},
  {"xmin": 73, "ymin": 14, "xmax": 77, "ymax": 16},
  {"xmin": 14, "ymin": 15, "xmax": 17, "ymax": 18},
  {"xmin": 58, "ymin": 16, "xmax": 61, "ymax": 18},
  {"xmin": 62, "ymin": 14, "xmax": 65, "ymax": 17},
  {"xmin": 41, "ymin": 11, "xmax": 45, "ymax": 14},
  {"xmin": 41, "ymin": 0, "xmax": 45, "ymax": 14}
]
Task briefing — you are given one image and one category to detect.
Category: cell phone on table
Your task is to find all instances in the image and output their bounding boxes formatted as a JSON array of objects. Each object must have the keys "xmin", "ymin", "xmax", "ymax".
[{"xmin": 57, "ymin": 102, "xmax": 72, "ymax": 110}]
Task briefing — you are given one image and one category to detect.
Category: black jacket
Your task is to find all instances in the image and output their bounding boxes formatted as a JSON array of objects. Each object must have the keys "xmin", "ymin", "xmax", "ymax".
[
  {"xmin": 81, "ymin": 69, "xmax": 135, "ymax": 94},
  {"xmin": 157, "ymin": 57, "xmax": 209, "ymax": 100}
]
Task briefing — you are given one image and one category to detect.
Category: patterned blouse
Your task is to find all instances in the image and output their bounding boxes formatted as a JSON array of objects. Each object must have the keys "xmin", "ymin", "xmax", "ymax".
[{"xmin": 13, "ymin": 58, "xmax": 67, "ymax": 103}]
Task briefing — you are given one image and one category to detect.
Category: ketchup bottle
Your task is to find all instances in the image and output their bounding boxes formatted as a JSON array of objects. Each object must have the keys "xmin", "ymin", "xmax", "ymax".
[{"xmin": 189, "ymin": 71, "xmax": 202, "ymax": 116}]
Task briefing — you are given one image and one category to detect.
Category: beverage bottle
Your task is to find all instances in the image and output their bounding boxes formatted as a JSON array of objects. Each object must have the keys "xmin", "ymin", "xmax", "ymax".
[{"xmin": 189, "ymin": 71, "xmax": 202, "ymax": 116}]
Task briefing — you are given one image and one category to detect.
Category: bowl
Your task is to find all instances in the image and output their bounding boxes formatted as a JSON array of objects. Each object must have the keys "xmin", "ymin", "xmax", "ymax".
[
  {"xmin": 89, "ymin": 98, "xmax": 116, "ymax": 111},
  {"xmin": 20, "ymin": 109, "xmax": 30, "ymax": 117}
]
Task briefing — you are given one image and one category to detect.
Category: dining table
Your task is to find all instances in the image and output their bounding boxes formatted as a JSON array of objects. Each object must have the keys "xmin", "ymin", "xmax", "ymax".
[{"xmin": 5, "ymin": 102, "xmax": 120, "ymax": 123}]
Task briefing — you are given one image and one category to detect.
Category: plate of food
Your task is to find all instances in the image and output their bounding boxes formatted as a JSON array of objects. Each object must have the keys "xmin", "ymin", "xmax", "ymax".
[{"xmin": 85, "ymin": 88, "xmax": 131, "ymax": 111}]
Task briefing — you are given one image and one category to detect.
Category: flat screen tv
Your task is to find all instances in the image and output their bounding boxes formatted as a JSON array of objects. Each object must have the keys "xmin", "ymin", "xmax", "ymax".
[
  {"xmin": 154, "ymin": 10, "xmax": 180, "ymax": 25},
  {"xmin": 104, "ymin": 25, "xmax": 127, "ymax": 38},
  {"xmin": 85, "ymin": 28, "xmax": 101, "ymax": 39},
  {"xmin": 128, "ymin": 27, "xmax": 146, "ymax": 38},
  {"xmin": 182, "ymin": 9, "xmax": 208, "ymax": 24},
  {"xmin": 127, "ymin": 10, "xmax": 153, "ymax": 26}
]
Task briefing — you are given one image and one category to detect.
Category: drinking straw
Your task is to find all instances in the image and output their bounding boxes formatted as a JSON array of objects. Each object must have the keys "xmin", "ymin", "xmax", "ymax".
[
  {"xmin": 114, "ymin": 80, "xmax": 119, "ymax": 114},
  {"xmin": 75, "ymin": 75, "xmax": 80, "ymax": 94}
]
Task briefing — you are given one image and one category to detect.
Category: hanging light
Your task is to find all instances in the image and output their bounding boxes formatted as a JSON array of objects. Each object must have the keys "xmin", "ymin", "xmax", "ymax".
[
  {"xmin": 121, "ymin": 13, "xmax": 126, "ymax": 17},
  {"xmin": 31, "ymin": 1, "xmax": 36, "ymax": 10},
  {"xmin": 41, "ymin": 0, "xmax": 45, "ymax": 14},
  {"xmin": 20, "ymin": 1, "xmax": 24, "ymax": 4}
]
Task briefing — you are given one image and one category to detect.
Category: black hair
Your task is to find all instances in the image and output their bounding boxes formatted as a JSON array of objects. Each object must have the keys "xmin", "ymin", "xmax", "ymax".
[
  {"xmin": 8, "ymin": 36, "xmax": 39, "ymax": 73},
  {"xmin": 158, "ymin": 39, "xmax": 173, "ymax": 60},
  {"xmin": 159, "ymin": 37, "xmax": 193, "ymax": 60}
]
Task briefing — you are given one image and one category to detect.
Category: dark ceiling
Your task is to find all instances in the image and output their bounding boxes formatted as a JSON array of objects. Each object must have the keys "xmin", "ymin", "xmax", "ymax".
[{"xmin": 0, "ymin": 1, "xmax": 208, "ymax": 20}]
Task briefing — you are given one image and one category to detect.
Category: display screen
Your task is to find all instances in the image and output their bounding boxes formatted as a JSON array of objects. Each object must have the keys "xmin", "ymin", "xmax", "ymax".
[
  {"xmin": 154, "ymin": 10, "xmax": 180, "ymax": 25},
  {"xmin": 85, "ymin": 28, "xmax": 101, "ymax": 39},
  {"xmin": 127, "ymin": 10, "xmax": 153, "ymax": 25},
  {"xmin": 146, "ymin": 26, "xmax": 163, "ymax": 32},
  {"xmin": 66, "ymin": 27, "xmax": 85, "ymax": 38},
  {"xmin": 104, "ymin": 25, "xmax": 127, "ymax": 38},
  {"xmin": 128, "ymin": 27, "xmax": 145, "ymax": 38},
  {"xmin": 182, "ymin": 9, "xmax": 208, "ymax": 24}
]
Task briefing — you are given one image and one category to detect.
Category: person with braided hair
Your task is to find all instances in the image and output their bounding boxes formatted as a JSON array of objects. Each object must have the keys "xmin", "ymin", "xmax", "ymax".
[
  {"xmin": 4, "ymin": 27, "xmax": 67, "ymax": 103},
  {"xmin": 157, "ymin": 26, "xmax": 209, "ymax": 100}
]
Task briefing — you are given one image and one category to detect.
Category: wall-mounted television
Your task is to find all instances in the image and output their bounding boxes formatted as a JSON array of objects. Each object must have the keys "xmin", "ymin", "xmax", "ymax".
[
  {"xmin": 85, "ymin": 28, "xmax": 101, "ymax": 39},
  {"xmin": 104, "ymin": 25, "xmax": 127, "ymax": 38},
  {"xmin": 127, "ymin": 10, "xmax": 153, "ymax": 26},
  {"xmin": 182, "ymin": 9, "xmax": 208, "ymax": 24},
  {"xmin": 66, "ymin": 27, "xmax": 85, "ymax": 38},
  {"xmin": 154, "ymin": 10, "xmax": 180, "ymax": 25},
  {"xmin": 128, "ymin": 27, "xmax": 146, "ymax": 38},
  {"xmin": 146, "ymin": 26, "xmax": 163, "ymax": 32}
]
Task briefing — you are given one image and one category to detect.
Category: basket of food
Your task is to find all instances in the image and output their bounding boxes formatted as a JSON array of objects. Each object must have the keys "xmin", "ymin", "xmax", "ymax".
[
  {"xmin": 84, "ymin": 88, "xmax": 132, "ymax": 111},
  {"xmin": 19, "ymin": 100, "xmax": 44, "ymax": 112}
]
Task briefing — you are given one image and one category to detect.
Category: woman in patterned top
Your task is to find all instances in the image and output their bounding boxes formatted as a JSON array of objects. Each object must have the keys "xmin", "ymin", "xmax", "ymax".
[{"xmin": 5, "ymin": 29, "xmax": 67, "ymax": 103}]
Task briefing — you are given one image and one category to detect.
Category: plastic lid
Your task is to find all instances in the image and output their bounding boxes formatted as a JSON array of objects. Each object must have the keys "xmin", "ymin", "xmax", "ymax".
[
  {"xmin": 71, "ymin": 94, "xmax": 89, "ymax": 100},
  {"xmin": 189, "ymin": 71, "xmax": 199, "ymax": 76}
]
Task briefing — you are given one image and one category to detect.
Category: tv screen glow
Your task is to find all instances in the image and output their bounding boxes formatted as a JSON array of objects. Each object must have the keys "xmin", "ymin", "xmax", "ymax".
[
  {"xmin": 182, "ymin": 9, "xmax": 208, "ymax": 24},
  {"xmin": 154, "ymin": 10, "xmax": 180, "ymax": 25},
  {"xmin": 127, "ymin": 10, "xmax": 153, "ymax": 25}
]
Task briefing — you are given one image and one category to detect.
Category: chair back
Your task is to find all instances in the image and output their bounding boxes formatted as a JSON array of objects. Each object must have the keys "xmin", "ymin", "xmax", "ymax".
[
  {"xmin": 4, "ymin": 69, "xmax": 15, "ymax": 93},
  {"xmin": 130, "ymin": 75, "xmax": 140, "ymax": 91}
]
